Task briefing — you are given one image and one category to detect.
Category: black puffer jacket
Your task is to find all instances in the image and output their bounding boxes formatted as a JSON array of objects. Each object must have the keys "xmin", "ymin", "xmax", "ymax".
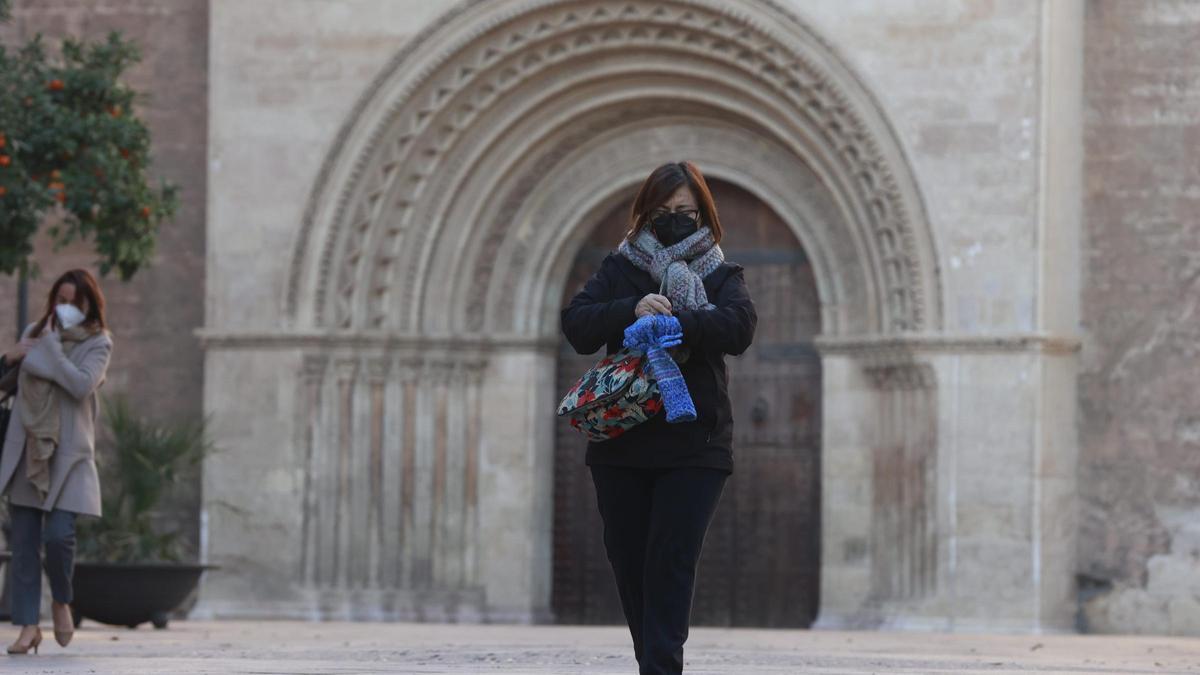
[{"xmin": 560, "ymin": 252, "xmax": 757, "ymax": 473}]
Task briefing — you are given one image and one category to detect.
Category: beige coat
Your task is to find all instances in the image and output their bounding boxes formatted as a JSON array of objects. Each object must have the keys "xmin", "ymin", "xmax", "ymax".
[{"xmin": 0, "ymin": 324, "xmax": 112, "ymax": 516}]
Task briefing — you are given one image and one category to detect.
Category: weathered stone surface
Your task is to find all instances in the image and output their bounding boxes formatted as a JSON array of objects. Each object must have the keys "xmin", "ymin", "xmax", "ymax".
[
  {"xmin": 798, "ymin": 0, "xmax": 1043, "ymax": 335},
  {"xmin": 1079, "ymin": 0, "xmax": 1200, "ymax": 633}
]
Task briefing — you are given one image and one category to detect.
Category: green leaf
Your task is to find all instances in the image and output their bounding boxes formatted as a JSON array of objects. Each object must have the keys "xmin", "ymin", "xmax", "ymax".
[
  {"xmin": 76, "ymin": 396, "xmax": 215, "ymax": 563},
  {"xmin": 0, "ymin": 23, "xmax": 176, "ymax": 278}
]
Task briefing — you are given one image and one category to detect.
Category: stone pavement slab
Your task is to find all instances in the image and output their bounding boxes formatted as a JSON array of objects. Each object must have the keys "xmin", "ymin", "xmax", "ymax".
[{"xmin": 1, "ymin": 620, "xmax": 1198, "ymax": 674}]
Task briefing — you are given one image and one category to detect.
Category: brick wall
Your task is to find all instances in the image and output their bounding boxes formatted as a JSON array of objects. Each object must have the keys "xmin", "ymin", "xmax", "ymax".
[
  {"xmin": 0, "ymin": 0, "xmax": 208, "ymax": 554},
  {"xmin": 1079, "ymin": 0, "xmax": 1200, "ymax": 633}
]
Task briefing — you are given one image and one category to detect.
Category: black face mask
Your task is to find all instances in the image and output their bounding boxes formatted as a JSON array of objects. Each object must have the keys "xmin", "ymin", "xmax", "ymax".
[{"xmin": 650, "ymin": 211, "xmax": 699, "ymax": 247}]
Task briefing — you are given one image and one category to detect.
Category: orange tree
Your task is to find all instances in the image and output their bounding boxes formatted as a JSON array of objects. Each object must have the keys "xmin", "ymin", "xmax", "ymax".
[{"xmin": 0, "ymin": 0, "xmax": 177, "ymax": 280}]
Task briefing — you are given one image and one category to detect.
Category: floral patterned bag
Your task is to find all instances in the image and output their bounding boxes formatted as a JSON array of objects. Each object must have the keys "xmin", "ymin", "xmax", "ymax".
[{"xmin": 556, "ymin": 348, "xmax": 662, "ymax": 442}]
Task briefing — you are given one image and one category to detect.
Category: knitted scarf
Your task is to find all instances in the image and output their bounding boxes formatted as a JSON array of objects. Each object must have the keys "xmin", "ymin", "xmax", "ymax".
[
  {"xmin": 623, "ymin": 315, "xmax": 696, "ymax": 424},
  {"xmin": 19, "ymin": 326, "xmax": 95, "ymax": 501},
  {"xmin": 618, "ymin": 226, "xmax": 724, "ymax": 310}
]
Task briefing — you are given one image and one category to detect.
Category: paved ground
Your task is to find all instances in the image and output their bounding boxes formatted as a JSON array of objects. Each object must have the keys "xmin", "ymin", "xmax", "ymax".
[{"xmin": 0, "ymin": 620, "xmax": 1197, "ymax": 674}]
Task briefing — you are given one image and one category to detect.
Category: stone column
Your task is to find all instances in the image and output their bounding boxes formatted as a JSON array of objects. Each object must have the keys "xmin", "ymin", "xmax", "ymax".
[
  {"xmin": 195, "ymin": 336, "xmax": 501, "ymax": 621},
  {"xmin": 476, "ymin": 346, "xmax": 558, "ymax": 623}
]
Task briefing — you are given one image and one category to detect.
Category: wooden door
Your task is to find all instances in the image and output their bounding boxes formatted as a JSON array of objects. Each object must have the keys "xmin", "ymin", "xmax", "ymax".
[{"xmin": 551, "ymin": 180, "xmax": 822, "ymax": 628}]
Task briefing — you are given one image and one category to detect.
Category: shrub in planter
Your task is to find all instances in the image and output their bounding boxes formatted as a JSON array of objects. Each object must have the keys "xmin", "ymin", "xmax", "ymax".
[{"xmin": 73, "ymin": 396, "xmax": 216, "ymax": 629}]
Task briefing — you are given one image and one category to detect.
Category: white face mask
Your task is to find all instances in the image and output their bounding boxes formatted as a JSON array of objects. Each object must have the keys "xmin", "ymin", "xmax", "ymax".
[{"xmin": 55, "ymin": 303, "xmax": 86, "ymax": 330}]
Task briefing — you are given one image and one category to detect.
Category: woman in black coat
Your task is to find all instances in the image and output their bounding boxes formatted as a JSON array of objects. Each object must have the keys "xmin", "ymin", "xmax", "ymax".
[{"xmin": 561, "ymin": 161, "xmax": 756, "ymax": 674}]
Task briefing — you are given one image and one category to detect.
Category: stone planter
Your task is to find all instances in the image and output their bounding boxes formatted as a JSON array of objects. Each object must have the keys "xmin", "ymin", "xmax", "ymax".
[{"xmin": 71, "ymin": 562, "xmax": 216, "ymax": 629}]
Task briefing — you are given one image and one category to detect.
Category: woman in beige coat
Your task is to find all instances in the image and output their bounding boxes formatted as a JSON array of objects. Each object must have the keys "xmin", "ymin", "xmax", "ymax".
[{"xmin": 0, "ymin": 269, "xmax": 112, "ymax": 655}]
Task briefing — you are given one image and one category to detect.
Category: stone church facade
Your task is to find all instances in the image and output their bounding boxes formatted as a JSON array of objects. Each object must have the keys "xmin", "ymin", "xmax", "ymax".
[{"xmin": 4, "ymin": 0, "xmax": 1198, "ymax": 635}]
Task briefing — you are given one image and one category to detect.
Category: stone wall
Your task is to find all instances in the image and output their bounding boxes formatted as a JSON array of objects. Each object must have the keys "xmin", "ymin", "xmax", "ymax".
[
  {"xmin": 0, "ymin": 0, "xmax": 208, "ymax": 551},
  {"xmin": 4, "ymin": 0, "xmax": 1196, "ymax": 636},
  {"xmin": 797, "ymin": 0, "xmax": 1082, "ymax": 632},
  {"xmin": 205, "ymin": 0, "xmax": 444, "ymax": 334},
  {"xmin": 796, "ymin": 0, "xmax": 1044, "ymax": 335},
  {"xmin": 199, "ymin": 0, "xmax": 1085, "ymax": 632},
  {"xmin": 1078, "ymin": 0, "xmax": 1200, "ymax": 636}
]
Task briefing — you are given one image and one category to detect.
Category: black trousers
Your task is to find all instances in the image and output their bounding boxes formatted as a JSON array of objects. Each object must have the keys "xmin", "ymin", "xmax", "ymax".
[{"xmin": 590, "ymin": 465, "xmax": 728, "ymax": 675}]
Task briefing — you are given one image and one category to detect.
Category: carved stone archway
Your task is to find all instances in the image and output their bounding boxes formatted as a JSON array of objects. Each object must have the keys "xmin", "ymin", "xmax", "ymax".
[
  {"xmin": 286, "ymin": 0, "xmax": 940, "ymax": 335},
  {"xmin": 212, "ymin": 0, "xmax": 949, "ymax": 625}
]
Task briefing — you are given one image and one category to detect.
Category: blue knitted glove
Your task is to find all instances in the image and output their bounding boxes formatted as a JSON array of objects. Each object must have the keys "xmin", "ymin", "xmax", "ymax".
[{"xmin": 623, "ymin": 315, "xmax": 696, "ymax": 423}]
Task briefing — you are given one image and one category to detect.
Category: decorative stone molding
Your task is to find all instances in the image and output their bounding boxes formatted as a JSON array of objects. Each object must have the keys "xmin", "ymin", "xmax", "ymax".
[
  {"xmin": 815, "ymin": 333, "xmax": 1083, "ymax": 358},
  {"xmin": 286, "ymin": 0, "xmax": 942, "ymax": 337},
  {"xmin": 465, "ymin": 119, "xmax": 858, "ymax": 337},
  {"xmin": 196, "ymin": 330, "xmax": 558, "ymax": 353},
  {"xmin": 864, "ymin": 362, "xmax": 937, "ymax": 391},
  {"xmin": 300, "ymin": 353, "xmax": 330, "ymax": 379},
  {"xmin": 501, "ymin": 119, "xmax": 859, "ymax": 331},
  {"xmin": 365, "ymin": 356, "xmax": 391, "ymax": 382},
  {"xmin": 858, "ymin": 358, "xmax": 939, "ymax": 605},
  {"xmin": 294, "ymin": 351, "xmax": 488, "ymax": 608}
]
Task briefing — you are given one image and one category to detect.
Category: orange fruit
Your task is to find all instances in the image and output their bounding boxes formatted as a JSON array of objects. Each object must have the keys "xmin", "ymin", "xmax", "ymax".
[{"xmin": 48, "ymin": 79, "xmax": 65, "ymax": 91}]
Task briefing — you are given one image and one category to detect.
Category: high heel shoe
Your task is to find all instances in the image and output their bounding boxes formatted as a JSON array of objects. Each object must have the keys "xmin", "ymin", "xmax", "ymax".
[
  {"xmin": 6, "ymin": 627, "xmax": 42, "ymax": 655},
  {"xmin": 51, "ymin": 602, "xmax": 74, "ymax": 647}
]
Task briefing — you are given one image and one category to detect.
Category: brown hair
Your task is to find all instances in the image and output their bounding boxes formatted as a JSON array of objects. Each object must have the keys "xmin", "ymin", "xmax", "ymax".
[
  {"xmin": 34, "ymin": 269, "xmax": 108, "ymax": 336},
  {"xmin": 624, "ymin": 161, "xmax": 723, "ymax": 244}
]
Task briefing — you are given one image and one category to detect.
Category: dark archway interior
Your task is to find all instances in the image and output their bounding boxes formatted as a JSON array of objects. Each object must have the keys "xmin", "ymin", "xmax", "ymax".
[{"xmin": 551, "ymin": 178, "xmax": 824, "ymax": 627}]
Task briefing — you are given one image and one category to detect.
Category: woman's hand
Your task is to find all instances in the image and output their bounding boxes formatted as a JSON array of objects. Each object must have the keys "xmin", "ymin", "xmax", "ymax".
[
  {"xmin": 3, "ymin": 337, "xmax": 37, "ymax": 364},
  {"xmin": 635, "ymin": 293, "xmax": 673, "ymax": 318}
]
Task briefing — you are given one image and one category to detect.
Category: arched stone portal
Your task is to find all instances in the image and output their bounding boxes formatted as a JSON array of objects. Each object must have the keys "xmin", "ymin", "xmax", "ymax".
[
  {"xmin": 285, "ymin": 0, "xmax": 940, "ymax": 332},
  {"xmin": 202, "ymin": 0, "xmax": 953, "ymax": 627}
]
